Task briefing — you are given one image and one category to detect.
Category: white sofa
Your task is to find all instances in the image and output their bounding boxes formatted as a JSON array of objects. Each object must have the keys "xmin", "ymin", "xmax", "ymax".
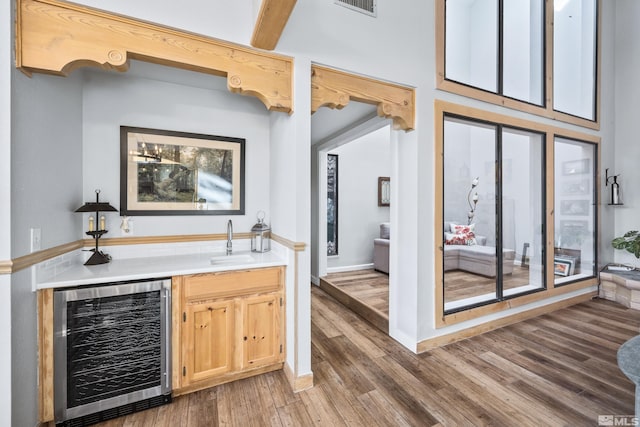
[{"xmin": 443, "ymin": 221, "xmax": 515, "ymax": 278}]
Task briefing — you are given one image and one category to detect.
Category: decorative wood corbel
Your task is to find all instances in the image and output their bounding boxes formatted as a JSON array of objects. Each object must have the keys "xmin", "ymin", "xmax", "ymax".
[
  {"xmin": 16, "ymin": 0, "xmax": 293, "ymax": 113},
  {"xmin": 311, "ymin": 65, "xmax": 415, "ymax": 131}
]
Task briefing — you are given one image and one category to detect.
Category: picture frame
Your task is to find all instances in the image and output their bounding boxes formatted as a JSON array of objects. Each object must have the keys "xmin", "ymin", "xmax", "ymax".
[
  {"xmin": 327, "ymin": 154, "xmax": 339, "ymax": 256},
  {"xmin": 562, "ymin": 158, "xmax": 590, "ymax": 176},
  {"xmin": 378, "ymin": 177, "xmax": 390, "ymax": 207},
  {"xmin": 560, "ymin": 199, "xmax": 591, "ymax": 216},
  {"xmin": 553, "ymin": 257, "xmax": 574, "ymax": 276},
  {"xmin": 120, "ymin": 126, "xmax": 245, "ymax": 216}
]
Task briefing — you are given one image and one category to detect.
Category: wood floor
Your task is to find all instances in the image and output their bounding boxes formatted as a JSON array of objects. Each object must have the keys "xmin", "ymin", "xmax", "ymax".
[
  {"xmin": 319, "ymin": 269, "xmax": 389, "ymax": 333},
  {"xmin": 93, "ymin": 287, "xmax": 639, "ymax": 427},
  {"xmin": 444, "ymin": 265, "xmax": 536, "ymax": 304}
]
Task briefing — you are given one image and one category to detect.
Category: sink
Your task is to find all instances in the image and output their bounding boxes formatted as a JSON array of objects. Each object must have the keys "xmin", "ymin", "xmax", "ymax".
[{"xmin": 210, "ymin": 253, "xmax": 255, "ymax": 265}]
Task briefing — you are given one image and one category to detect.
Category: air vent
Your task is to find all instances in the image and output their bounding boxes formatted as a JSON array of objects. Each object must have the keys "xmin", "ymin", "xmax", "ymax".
[{"xmin": 335, "ymin": 0, "xmax": 377, "ymax": 17}]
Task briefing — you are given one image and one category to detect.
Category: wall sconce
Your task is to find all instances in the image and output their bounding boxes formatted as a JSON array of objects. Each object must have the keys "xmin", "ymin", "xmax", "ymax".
[
  {"xmin": 467, "ymin": 177, "xmax": 479, "ymax": 225},
  {"xmin": 75, "ymin": 189, "xmax": 118, "ymax": 265},
  {"xmin": 605, "ymin": 168, "xmax": 623, "ymax": 206}
]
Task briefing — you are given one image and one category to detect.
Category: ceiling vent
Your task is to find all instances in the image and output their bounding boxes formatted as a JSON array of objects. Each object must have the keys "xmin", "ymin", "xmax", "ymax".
[{"xmin": 335, "ymin": 0, "xmax": 377, "ymax": 17}]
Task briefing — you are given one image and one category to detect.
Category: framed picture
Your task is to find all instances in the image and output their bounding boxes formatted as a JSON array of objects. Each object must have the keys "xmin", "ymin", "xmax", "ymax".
[
  {"xmin": 327, "ymin": 154, "xmax": 338, "ymax": 256},
  {"xmin": 554, "ymin": 257, "xmax": 574, "ymax": 276},
  {"xmin": 120, "ymin": 126, "xmax": 245, "ymax": 215},
  {"xmin": 562, "ymin": 158, "xmax": 590, "ymax": 175},
  {"xmin": 378, "ymin": 177, "xmax": 390, "ymax": 207},
  {"xmin": 560, "ymin": 199, "xmax": 591, "ymax": 216}
]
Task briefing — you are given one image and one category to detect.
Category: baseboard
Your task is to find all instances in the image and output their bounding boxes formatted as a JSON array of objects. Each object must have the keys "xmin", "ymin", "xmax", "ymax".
[
  {"xmin": 283, "ymin": 362, "xmax": 314, "ymax": 393},
  {"xmin": 417, "ymin": 291, "xmax": 596, "ymax": 353},
  {"xmin": 310, "ymin": 275, "xmax": 319, "ymax": 285},
  {"xmin": 326, "ymin": 263, "xmax": 374, "ymax": 274}
]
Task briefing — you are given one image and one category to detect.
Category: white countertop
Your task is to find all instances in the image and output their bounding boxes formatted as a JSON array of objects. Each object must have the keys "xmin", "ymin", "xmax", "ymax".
[{"xmin": 36, "ymin": 250, "xmax": 287, "ymax": 289}]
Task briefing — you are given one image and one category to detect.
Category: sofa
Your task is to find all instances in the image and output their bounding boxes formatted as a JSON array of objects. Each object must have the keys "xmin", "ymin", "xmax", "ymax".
[
  {"xmin": 443, "ymin": 221, "xmax": 515, "ymax": 278},
  {"xmin": 373, "ymin": 222, "xmax": 390, "ymax": 274}
]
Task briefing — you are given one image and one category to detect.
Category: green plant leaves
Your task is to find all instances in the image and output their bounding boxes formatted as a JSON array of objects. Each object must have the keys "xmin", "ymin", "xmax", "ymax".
[{"xmin": 612, "ymin": 230, "xmax": 640, "ymax": 259}]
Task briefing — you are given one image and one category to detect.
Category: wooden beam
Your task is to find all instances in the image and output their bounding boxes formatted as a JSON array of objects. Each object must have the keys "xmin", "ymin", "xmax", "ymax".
[
  {"xmin": 16, "ymin": 0, "xmax": 293, "ymax": 113},
  {"xmin": 251, "ymin": 0, "xmax": 297, "ymax": 51},
  {"xmin": 311, "ymin": 65, "xmax": 415, "ymax": 131}
]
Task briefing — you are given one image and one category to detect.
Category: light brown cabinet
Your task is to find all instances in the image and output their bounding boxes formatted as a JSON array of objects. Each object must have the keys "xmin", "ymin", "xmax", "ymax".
[{"xmin": 173, "ymin": 266, "xmax": 285, "ymax": 395}]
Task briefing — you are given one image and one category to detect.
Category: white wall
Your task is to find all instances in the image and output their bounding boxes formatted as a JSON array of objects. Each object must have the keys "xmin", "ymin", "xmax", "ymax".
[
  {"xmin": 269, "ymin": 56, "xmax": 313, "ymax": 380},
  {"xmin": 328, "ymin": 126, "xmax": 390, "ymax": 269},
  {"xmin": 614, "ymin": 0, "xmax": 640, "ymax": 267},
  {"xmin": 82, "ymin": 62, "xmax": 271, "ymax": 237},
  {"xmin": 75, "ymin": 0, "xmax": 257, "ymax": 47}
]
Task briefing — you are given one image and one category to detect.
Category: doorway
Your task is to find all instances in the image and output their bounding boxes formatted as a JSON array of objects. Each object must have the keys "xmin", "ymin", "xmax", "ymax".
[{"xmin": 312, "ymin": 104, "xmax": 392, "ymax": 333}]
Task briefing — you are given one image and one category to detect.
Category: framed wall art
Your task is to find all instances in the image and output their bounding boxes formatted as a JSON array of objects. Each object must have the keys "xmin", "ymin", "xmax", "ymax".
[
  {"xmin": 327, "ymin": 154, "xmax": 338, "ymax": 256},
  {"xmin": 378, "ymin": 176, "xmax": 390, "ymax": 207},
  {"xmin": 120, "ymin": 126, "xmax": 245, "ymax": 215}
]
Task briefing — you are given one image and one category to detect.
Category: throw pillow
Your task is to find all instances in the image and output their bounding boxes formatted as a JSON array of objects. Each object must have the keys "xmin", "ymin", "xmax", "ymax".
[{"xmin": 445, "ymin": 223, "xmax": 477, "ymax": 245}]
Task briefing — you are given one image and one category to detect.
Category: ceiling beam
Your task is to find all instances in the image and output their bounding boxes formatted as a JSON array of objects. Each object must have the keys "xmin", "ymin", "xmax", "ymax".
[{"xmin": 251, "ymin": 0, "xmax": 297, "ymax": 51}]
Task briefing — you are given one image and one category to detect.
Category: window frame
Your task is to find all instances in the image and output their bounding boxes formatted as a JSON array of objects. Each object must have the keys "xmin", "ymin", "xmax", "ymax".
[
  {"xmin": 435, "ymin": 0, "xmax": 601, "ymax": 130},
  {"xmin": 435, "ymin": 100, "xmax": 600, "ymax": 327}
]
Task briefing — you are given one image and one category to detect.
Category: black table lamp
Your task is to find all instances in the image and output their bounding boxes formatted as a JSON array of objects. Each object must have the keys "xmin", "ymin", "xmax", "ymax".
[{"xmin": 75, "ymin": 189, "xmax": 118, "ymax": 265}]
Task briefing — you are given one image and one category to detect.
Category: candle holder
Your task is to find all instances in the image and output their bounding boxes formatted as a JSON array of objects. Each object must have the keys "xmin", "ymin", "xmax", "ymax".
[{"xmin": 75, "ymin": 190, "xmax": 118, "ymax": 265}]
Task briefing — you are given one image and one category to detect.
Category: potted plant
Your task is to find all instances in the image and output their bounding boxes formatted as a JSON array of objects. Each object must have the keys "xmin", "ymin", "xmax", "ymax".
[{"xmin": 612, "ymin": 230, "xmax": 640, "ymax": 259}]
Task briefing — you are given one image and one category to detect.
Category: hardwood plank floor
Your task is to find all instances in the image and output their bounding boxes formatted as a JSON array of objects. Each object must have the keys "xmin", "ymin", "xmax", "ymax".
[
  {"xmin": 93, "ymin": 287, "xmax": 640, "ymax": 427},
  {"xmin": 444, "ymin": 265, "xmax": 536, "ymax": 304},
  {"xmin": 319, "ymin": 269, "xmax": 389, "ymax": 333}
]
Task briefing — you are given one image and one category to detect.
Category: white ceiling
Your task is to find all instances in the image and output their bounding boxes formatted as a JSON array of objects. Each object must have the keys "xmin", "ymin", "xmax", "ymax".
[{"xmin": 310, "ymin": 101, "xmax": 378, "ymax": 145}]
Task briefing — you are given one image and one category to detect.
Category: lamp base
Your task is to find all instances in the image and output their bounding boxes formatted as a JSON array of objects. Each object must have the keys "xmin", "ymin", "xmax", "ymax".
[{"xmin": 84, "ymin": 250, "xmax": 112, "ymax": 265}]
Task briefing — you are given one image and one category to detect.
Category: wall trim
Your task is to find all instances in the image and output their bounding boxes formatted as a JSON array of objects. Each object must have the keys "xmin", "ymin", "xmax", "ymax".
[
  {"xmin": 9, "ymin": 240, "xmax": 83, "ymax": 274},
  {"xmin": 326, "ymin": 263, "xmax": 374, "ymax": 273},
  {"xmin": 0, "ymin": 261, "xmax": 12, "ymax": 275},
  {"xmin": 418, "ymin": 291, "xmax": 596, "ymax": 353},
  {"xmin": 284, "ymin": 361, "xmax": 314, "ymax": 393},
  {"xmin": 1, "ymin": 232, "xmax": 305, "ymax": 275}
]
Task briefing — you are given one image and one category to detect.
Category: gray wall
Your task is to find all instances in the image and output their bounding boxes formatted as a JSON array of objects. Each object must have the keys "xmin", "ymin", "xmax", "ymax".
[
  {"xmin": 81, "ymin": 62, "xmax": 272, "ymax": 235},
  {"xmin": 11, "ymin": 69, "xmax": 84, "ymax": 426}
]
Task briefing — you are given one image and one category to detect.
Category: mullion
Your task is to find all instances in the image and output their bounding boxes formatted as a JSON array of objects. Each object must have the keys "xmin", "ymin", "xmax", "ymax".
[
  {"xmin": 496, "ymin": 126, "xmax": 504, "ymax": 301},
  {"xmin": 497, "ymin": 0, "xmax": 504, "ymax": 96}
]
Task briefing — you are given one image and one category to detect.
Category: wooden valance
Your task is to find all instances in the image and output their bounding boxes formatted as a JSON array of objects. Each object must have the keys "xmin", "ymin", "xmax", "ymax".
[
  {"xmin": 311, "ymin": 65, "xmax": 415, "ymax": 131},
  {"xmin": 16, "ymin": 0, "xmax": 293, "ymax": 113}
]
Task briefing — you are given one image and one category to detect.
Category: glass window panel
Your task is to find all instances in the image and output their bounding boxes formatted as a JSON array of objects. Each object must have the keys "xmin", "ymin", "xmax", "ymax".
[
  {"xmin": 445, "ymin": 0, "xmax": 498, "ymax": 93},
  {"xmin": 503, "ymin": 0, "xmax": 545, "ymax": 105},
  {"xmin": 553, "ymin": 0, "xmax": 597, "ymax": 120},
  {"xmin": 554, "ymin": 137, "xmax": 597, "ymax": 285},
  {"xmin": 443, "ymin": 117, "xmax": 497, "ymax": 312},
  {"xmin": 501, "ymin": 128, "xmax": 545, "ymax": 296}
]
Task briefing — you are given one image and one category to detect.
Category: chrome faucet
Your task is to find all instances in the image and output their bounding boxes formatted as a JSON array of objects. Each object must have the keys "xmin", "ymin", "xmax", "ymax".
[{"xmin": 226, "ymin": 219, "xmax": 233, "ymax": 255}]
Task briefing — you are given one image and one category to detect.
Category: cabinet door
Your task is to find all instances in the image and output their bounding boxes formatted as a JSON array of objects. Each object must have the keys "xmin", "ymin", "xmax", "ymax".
[
  {"xmin": 183, "ymin": 299, "xmax": 234, "ymax": 385},
  {"xmin": 241, "ymin": 293, "xmax": 282, "ymax": 369}
]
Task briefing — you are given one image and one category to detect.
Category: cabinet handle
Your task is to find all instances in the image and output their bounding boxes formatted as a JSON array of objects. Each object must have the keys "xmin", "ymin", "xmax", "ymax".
[{"xmin": 244, "ymin": 336, "xmax": 248, "ymax": 341}]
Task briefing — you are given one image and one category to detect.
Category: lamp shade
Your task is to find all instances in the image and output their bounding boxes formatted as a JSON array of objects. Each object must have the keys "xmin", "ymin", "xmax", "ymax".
[
  {"xmin": 75, "ymin": 202, "xmax": 117, "ymax": 213},
  {"xmin": 75, "ymin": 190, "xmax": 118, "ymax": 213}
]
